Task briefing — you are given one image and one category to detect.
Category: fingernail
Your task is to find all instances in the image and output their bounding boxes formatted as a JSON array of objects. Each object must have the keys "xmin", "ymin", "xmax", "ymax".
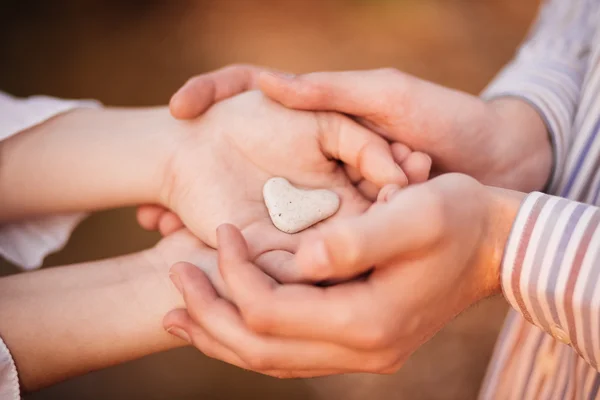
[
  {"xmin": 166, "ymin": 327, "xmax": 191, "ymax": 344},
  {"xmin": 391, "ymin": 163, "xmax": 407, "ymax": 186},
  {"xmin": 169, "ymin": 272, "xmax": 183, "ymax": 293},
  {"xmin": 378, "ymin": 185, "xmax": 400, "ymax": 203},
  {"xmin": 266, "ymin": 71, "xmax": 296, "ymax": 81}
]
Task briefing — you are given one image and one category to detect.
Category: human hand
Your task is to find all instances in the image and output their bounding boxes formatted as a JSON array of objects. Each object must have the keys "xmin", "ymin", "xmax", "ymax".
[
  {"xmin": 137, "ymin": 65, "xmax": 267, "ymax": 233},
  {"xmin": 149, "ymin": 229, "xmax": 229, "ymax": 299},
  {"xmin": 169, "ymin": 64, "xmax": 268, "ymax": 119},
  {"xmin": 258, "ymin": 69, "xmax": 553, "ymax": 193},
  {"xmin": 162, "ymin": 174, "xmax": 523, "ymax": 377},
  {"xmin": 159, "ymin": 90, "xmax": 431, "ymax": 274},
  {"xmin": 140, "ymin": 66, "xmax": 435, "ymax": 236}
]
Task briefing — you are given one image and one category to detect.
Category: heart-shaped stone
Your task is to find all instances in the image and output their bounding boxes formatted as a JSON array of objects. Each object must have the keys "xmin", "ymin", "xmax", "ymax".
[{"xmin": 263, "ymin": 177, "xmax": 340, "ymax": 234}]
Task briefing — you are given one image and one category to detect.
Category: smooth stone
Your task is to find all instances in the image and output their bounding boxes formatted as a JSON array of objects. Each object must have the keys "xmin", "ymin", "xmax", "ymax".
[{"xmin": 263, "ymin": 177, "xmax": 340, "ymax": 234}]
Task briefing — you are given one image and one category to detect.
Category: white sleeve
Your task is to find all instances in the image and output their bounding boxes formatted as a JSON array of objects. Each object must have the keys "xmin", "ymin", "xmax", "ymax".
[
  {"xmin": 0, "ymin": 91, "xmax": 101, "ymax": 270},
  {"xmin": 0, "ymin": 92, "xmax": 102, "ymax": 397},
  {"xmin": 0, "ymin": 337, "xmax": 19, "ymax": 400}
]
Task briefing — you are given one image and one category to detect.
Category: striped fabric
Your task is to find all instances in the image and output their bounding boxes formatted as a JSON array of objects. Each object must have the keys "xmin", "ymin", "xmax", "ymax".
[{"xmin": 479, "ymin": 0, "xmax": 600, "ymax": 398}]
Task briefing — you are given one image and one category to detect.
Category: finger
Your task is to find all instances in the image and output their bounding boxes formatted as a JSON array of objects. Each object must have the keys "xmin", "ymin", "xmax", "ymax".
[
  {"xmin": 376, "ymin": 184, "xmax": 402, "ymax": 203},
  {"xmin": 136, "ymin": 205, "xmax": 166, "ymax": 231},
  {"xmin": 391, "ymin": 143, "xmax": 432, "ymax": 184},
  {"xmin": 170, "ymin": 261, "xmax": 230, "ymax": 302},
  {"xmin": 294, "ymin": 184, "xmax": 442, "ymax": 281},
  {"xmin": 170, "ymin": 64, "xmax": 271, "ymax": 119},
  {"xmin": 390, "ymin": 142, "xmax": 412, "ymax": 164},
  {"xmin": 242, "ymin": 219, "xmax": 298, "ymax": 258},
  {"xmin": 343, "ymin": 164, "xmax": 363, "ymax": 185},
  {"xmin": 216, "ymin": 224, "xmax": 395, "ymax": 349},
  {"xmin": 164, "ymin": 308, "xmax": 248, "ymax": 367},
  {"xmin": 165, "ymin": 311, "xmax": 364, "ymax": 378},
  {"xmin": 179, "ymin": 279, "xmax": 388, "ymax": 371},
  {"xmin": 400, "ymin": 151, "xmax": 432, "ymax": 184},
  {"xmin": 158, "ymin": 212, "xmax": 184, "ymax": 236},
  {"xmin": 356, "ymin": 180, "xmax": 380, "ymax": 201},
  {"xmin": 217, "ymin": 224, "xmax": 279, "ymax": 295},
  {"xmin": 164, "ymin": 310, "xmax": 346, "ymax": 377},
  {"xmin": 317, "ymin": 113, "xmax": 408, "ymax": 188},
  {"xmin": 259, "ymin": 69, "xmax": 402, "ymax": 122},
  {"xmin": 253, "ymin": 250, "xmax": 305, "ymax": 284}
]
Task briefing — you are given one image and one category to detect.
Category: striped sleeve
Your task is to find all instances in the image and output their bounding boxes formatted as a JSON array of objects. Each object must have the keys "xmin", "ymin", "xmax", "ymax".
[
  {"xmin": 481, "ymin": 0, "xmax": 599, "ymax": 192},
  {"xmin": 501, "ymin": 192, "xmax": 600, "ymax": 370}
]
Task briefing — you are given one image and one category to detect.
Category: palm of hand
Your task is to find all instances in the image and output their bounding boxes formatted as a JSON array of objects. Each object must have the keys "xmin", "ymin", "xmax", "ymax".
[{"xmin": 167, "ymin": 91, "xmax": 370, "ymax": 274}]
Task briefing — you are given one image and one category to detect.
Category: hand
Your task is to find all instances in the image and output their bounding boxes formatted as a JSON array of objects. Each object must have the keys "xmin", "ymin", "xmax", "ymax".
[
  {"xmin": 162, "ymin": 174, "xmax": 524, "ymax": 377},
  {"xmin": 150, "ymin": 229, "xmax": 230, "ymax": 299},
  {"xmin": 160, "ymin": 91, "xmax": 430, "ymax": 274},
  {"xmin": 169, "ymin": 64, "xmax": 269, "ymax": 119},
  {"xmin": 137, "ymin": 66, "xmax": 435, "ymax": 235},
  {"xmin": 137, "ymin": 65, "xmax": 268, "ymax": 234},
  {"xmin": 258, "ymin": 69, "xmax": 553, "ymax": 193}
]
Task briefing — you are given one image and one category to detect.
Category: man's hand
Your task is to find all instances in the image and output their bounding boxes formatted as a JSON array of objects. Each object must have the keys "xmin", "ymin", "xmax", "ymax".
[
  {"xmin": 162, "ymin": 174, "xmax": 524, "ymax": 377},
  {"xmin": 162, "ymin": 65, "xmax": 552, "ymax": 193},
  {"xmin": 258, "ymin": 69, "xmax": 552, "ymax": 193},
  {"xmin": 169, "ymin": 64, "xmax": 269, "ymax": 120}
]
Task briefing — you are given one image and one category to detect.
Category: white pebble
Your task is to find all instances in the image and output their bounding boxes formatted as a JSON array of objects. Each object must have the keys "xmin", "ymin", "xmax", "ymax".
[{"xmin": 263, "ymin": 177, "xmax": 340, "ymax": 234}]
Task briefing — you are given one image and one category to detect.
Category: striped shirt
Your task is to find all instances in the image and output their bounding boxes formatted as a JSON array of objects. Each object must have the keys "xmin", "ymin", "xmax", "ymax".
[{"xmin": 480, "ymin": 0, "xmax": 600, "ymax": 398}]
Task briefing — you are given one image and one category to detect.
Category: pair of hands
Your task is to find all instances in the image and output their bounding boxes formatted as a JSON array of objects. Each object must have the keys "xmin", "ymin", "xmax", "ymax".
[
  {"xmin": 146, "ymin": 65, "xmax": 551, "ymax": 377},
  {"xmin": 143, "ymin": 89, "xmax": 430, "ymax": 274}
]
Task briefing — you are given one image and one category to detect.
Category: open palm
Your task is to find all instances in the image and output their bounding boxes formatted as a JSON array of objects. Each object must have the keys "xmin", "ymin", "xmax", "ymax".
[{"xmin": 161, "ymin": 91, "xmax": 410, "ymax": 277}]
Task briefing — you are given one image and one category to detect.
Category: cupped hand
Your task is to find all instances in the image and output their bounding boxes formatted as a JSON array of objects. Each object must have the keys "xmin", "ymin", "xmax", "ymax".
[
  {"xmin": 162, "ymin": 174, "xmax": 522, "ymax": 377},
  {"xmin": 160, "ymin": 90, "xmax": 430, "ymax": 275}
]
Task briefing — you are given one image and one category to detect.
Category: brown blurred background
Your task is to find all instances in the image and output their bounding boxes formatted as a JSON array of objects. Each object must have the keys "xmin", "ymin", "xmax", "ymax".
[{"xmin": 0, "ymin": 0, "xmax": 540, "ymax": 399}]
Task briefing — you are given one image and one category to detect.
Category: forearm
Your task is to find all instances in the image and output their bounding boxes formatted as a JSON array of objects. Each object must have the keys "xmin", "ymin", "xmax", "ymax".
[
  {"xmin": 0, "ymin": 249, "xmax": 183, "ymax": 392},
  {"xmin": 481, "ymin": 0, "xmax": 595, "ymax": 192},
  {"xmin": 0, "ymin": 107, "xmax": 178, "ymax": 222},
  {"xmin": 482, "ymin": 98, "xmax": 552, "ymax": 192}
]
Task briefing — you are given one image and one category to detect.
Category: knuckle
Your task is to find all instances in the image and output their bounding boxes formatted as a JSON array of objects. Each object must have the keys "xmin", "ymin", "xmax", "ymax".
[
  {"xmin": 417, "ymin": 187, "xmax": 448, "ymax": 242},
  {"xmin": 241, "ymin": 300, "xmax": 273, "ymax": 333},
  {"xmin": 364, "ymin": 352, "xmax": 404, "ymax": 374},
  {"xmin": 332, "ymin": 304, "xmax": 358, "ymax": 332},
  {"xmin": 294, "ymin": 78, "xmax": 329, "ymax": 105},
  {"xmin": 356, "ymin": 322, "xmax": 393, "ymax": 350},
  {"xmin": 329, "ymin": 227, "xmax": 363, "ymax": 269},
  {"xmin": 186, "ymin": 75, "xmax": 204, "ymax": 86},
  {"xmin": 242, "ymin": 351, "xmax": 275, "ymax": 371},
  {"xmin": 378, "ymin": 362, "xmax": 403, "ymax": 375}
]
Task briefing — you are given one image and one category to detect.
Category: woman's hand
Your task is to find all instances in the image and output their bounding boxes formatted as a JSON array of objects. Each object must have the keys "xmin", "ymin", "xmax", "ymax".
[{"xmin": 159, "ymin": 91, "xmax": 430, "ymax": 274}]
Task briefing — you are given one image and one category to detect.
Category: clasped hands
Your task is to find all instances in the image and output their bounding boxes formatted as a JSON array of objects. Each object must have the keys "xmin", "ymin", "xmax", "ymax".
[{"xmin": 144, "ymin": 66, "xmax": 552, "ymax": 377}]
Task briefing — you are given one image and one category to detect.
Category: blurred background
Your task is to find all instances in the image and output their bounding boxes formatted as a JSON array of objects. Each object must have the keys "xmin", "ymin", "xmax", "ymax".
[{"xmin": 0, "ymin": 0, "xmax": 540, "ymax": 399}]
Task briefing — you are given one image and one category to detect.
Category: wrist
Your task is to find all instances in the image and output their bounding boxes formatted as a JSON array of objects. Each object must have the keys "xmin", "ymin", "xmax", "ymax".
[
  {"xmin": 482, "ymin": 98, "xmax": 552, "ymax": 192},
  {"xmin": 477, "ymin": 185, "xmax": 525, "ymax": 297}
]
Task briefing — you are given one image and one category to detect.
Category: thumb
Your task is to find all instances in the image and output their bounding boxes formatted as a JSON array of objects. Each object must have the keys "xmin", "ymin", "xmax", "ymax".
[
  {"xmin": 258, "ymin": 69, "xmax": 402, "ymax": 120},
  {"xmin": 294, "ymin": 183, "xmax": 442, "ymax": 282},
  {"xmin": 318, "ymin": 113, "xmax": 408, "ymax": 187},
  {"xmin": 170, "ymin": 64, "xmax": 269, "ymax": 119}
]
